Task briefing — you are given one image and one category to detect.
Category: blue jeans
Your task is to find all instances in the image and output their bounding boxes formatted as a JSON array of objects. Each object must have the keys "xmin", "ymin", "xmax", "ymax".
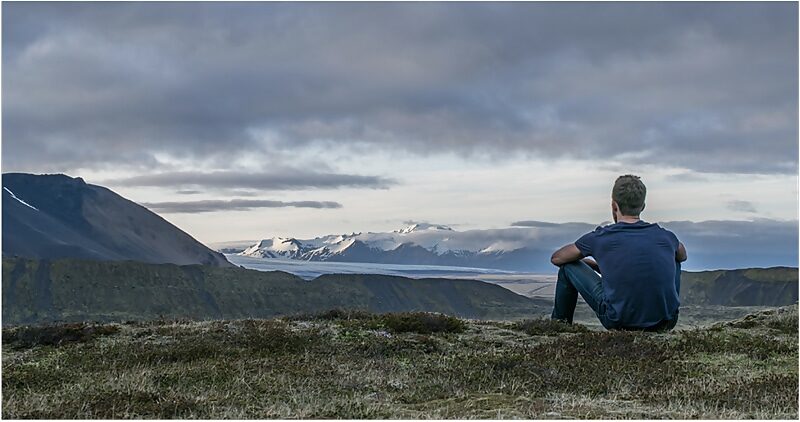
[{"xmin": 551, "ymin": 260, "xmax": 680, "ymax": 331}]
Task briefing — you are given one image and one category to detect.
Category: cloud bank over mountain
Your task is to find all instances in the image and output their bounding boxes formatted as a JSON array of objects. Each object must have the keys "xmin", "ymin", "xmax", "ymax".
[
  {"xmin": 106, "ymin": 171, "xmax": 395, "ymax": 192},
  {"xmin": 143, "ymin": 199, "xmax": 342, "ymax": 213},
  {"xmin": 3, "ymin": 3, "xmax": 796, "ymax": 245},
  {"xmin": 4, "ymin": 2, "xmax": 797, "ymax": 175},
  {"xmin": 235, "ymin": 218, "xmax": 798, "ymax": 272}
]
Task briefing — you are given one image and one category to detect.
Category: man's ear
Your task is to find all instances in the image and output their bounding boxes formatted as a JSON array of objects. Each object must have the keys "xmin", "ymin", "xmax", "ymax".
[
  {"xmin": 640, "ymin": 202, "xmax": 646, "ymax": 213},
  {"xmin": 611, "ymin": 200, "xmax": 619, "ymax": 213}
]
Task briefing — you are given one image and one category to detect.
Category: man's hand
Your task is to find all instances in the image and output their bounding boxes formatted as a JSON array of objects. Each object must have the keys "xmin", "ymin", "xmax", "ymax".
[
  {"xmin": 676, "ymin": 242, "xmax": 687, "ymax": 263},
  {"xmin": 550, "ymin": 243, "xmax": 584, "ymax": 266},
  {"xmin": 583, "ymin": 257, "xmax": 601, "ymax": 274}
]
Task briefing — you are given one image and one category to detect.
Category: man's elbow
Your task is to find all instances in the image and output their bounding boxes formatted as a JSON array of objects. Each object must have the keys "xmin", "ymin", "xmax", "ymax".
[
  {"xmin": 550, "ymin": 253, "xmax": 562, "ymax": 267},
  {"xmin": 677, "ymin": 247, "xmax": 688, "ymax": 262},
  {"xmin": 675, "ymin": 243, "xmax": 688, "ymax": 263}
]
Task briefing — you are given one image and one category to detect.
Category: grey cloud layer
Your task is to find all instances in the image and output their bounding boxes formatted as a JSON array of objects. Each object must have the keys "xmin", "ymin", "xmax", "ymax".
[
  {"xmin": 726, "ymin": 200, "xmax": 758, "ymax": 213},
  {"xmin": 105, "ymin": 171, "xmax": 394, "ymax": 191},
  {"xmin": 4, "ymin": 2, "xmax": 797, "ymax": 174},
  {"xmin": 511, "ymin": 220, "xmax": 566, "ymax": 228},
  {"xmin": 142, "ymin": 199, "xmax": 342, "ymax": 213}
]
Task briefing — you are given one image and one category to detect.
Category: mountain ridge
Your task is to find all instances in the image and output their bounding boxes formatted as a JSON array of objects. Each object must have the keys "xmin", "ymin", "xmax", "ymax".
[
  {"xmin": 227, "ymin": 218, "xmax": 800, "ymax": 272},
  {"xmin": 236, "ymin": 224, "xmax": 553, "ymax": 271},
  {"xmin": 2, "ymin": 173, "xmax": 231, "ymax": 267}
]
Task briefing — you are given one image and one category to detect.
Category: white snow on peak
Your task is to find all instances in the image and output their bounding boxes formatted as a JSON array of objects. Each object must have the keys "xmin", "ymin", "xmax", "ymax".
[
  {"xmin": 271, "ymin": 237, "xmax": 301, "ymax": 252},
  {"xmin": 479, "ymin": 240, "xmax": 527, "ymax": 254},
  {"xmin": 325, "ymin": 237, "xmax": 356, "ymax": 254},
  {"xmin": 3, "ymin": 187, "xmax": 38, "ymax": 211},
  {"xmin": 395, "ymin": 223, "xmax": 453, "ymax": 234},
  {"xmin": 328, "ymin": 233, "xmax": 360, "ymax": 244},
  {"xmin": 237, "ymin": 223, "xmax": 568, "ymax": 261},
  {"xmin": 241, "ymin": 237, "xmax": 303, "ymax": 258}
]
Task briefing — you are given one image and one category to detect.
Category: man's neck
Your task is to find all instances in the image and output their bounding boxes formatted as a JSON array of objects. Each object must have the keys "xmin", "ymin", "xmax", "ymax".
[{"xmin": 617, "ymin": 215, "xmax": 641, "ymax": 224}]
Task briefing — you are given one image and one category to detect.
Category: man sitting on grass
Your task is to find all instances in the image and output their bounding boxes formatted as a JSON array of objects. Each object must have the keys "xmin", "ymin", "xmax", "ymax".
[{"xmin": 549, "ymin": 174, "xmax": 687, "ymax": 331}]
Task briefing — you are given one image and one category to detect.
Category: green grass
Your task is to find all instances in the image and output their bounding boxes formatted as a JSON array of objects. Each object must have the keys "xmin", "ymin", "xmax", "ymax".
[{"xmin": 3, "ymin": 306, "xmax": 798, "ymax": 418}]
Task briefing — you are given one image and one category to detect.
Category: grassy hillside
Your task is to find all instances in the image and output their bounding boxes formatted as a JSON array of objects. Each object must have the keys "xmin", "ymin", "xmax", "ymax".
[
  {"xmin": 2, "ymin": 306, "xmax": 797, "ymax": 418},
  {"xmin": 681, "ymin": 267, "xmax": 797, "ymax": 306},
  {"xmin": 2, "ymin": 258, "xmax": 545, "ymax": 325}
]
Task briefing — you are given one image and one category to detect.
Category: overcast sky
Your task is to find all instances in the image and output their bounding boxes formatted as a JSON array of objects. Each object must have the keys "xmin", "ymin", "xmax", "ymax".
[{"xmin": 3, "ymin": 2, "xmax": 798, "ymax": 264}]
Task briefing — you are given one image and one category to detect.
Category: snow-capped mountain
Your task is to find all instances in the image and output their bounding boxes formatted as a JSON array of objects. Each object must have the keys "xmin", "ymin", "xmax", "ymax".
[
  {"xmin": 241, "ymin": 237, "xmax": 305, "ymax": 259},
  {"xmin": 394, "ymin": 222, "xmax": 453, "ymax": 234},
  {"xmin": 2, "ymin": 173, "xmax": 232, "ymax": 267},
  {"xmin": 221, "ymin": 218, "xmax": 800, "ymax": 273},
  {"xmin": 235, "ymin": 223, "xmax": 591, "ymax": 271}
]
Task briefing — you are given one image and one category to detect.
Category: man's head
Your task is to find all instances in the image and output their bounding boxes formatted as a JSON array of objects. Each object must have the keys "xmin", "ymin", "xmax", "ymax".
[{"xmin": 611, "ymin": 174, "xmax": 646, "ymax": 221}]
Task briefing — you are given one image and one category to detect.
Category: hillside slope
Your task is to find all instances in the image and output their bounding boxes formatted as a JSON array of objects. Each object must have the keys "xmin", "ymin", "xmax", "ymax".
[
  {"xmin": 2, "ymin": 306, "xmax": 796, "ymax": 418},
  {"xmin": 2, "ymin": 173, "xmax": 230, "ymax": 267},
  {"xmin": 1, "ymin": 258, "xmax": 545, "ymax": 325},
  {"xmin": 681, "ymin": 267, "xmax": 798, "ymax": 306}
]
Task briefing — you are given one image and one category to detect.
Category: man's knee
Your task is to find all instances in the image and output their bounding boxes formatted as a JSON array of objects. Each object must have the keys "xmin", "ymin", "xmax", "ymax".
[
  {"xmin": 561, "ymin": 260, "xmax": 594, "ymax": 278},
  {"xmin": 557, "ymin": 261, "xmax": 584, "ymax": 281},
  {"xmin": 560, "ymin": 260, "xmax": 585, "ymax": 271}
]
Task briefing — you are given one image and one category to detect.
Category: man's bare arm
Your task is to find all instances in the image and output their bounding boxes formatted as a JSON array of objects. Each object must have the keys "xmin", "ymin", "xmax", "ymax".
[
  {"xmin": 550, "ymin": 243, "xmax": 584, "ymax": 266},
  {"xmin": 676, "ymin": 242, "xmax": 687, "ymax": 262}
]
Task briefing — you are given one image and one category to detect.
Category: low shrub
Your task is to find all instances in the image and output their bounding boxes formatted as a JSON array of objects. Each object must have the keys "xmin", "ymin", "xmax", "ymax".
[
  {"xmin": 2, "ymin": 323, "xmax": 119, "ymax": 348},
  {"xmin": 376, "ymin": 312, "xmax": 466, "ymax": 334},
  {"xmin": 233, "ymin": 319, "xmax": 321, "ymax": 354},
  {"xmin": 286, "ymin": 309, "xmax": 465, "ymax": 335},
  {"xmin": 511, "ymin": 318, "xmax": 589, "ymax": 336},
  {"xmin": 670, "ymin": 329, "xmax": 795, "ymax": 359},
  {"xmin": 286, "ymin": 308, "xmax": 374, "ymax": 321},
  {"xmin": 724, "ymin": 306, "xmax": 799, "ymax": 334}
]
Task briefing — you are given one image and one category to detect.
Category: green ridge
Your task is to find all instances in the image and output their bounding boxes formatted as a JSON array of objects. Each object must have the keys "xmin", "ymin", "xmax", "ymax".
[{"xmin": 2, "ymin": 258, "xmax": 543, "ymax": 325}]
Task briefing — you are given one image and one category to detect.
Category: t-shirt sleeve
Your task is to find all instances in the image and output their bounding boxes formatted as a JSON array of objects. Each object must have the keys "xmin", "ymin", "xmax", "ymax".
[
  {"xmin": 666, "ymin": 230, "xmax": 680, "ymax": 250},
  {"xmin": 575, "ymin": 229, "xmax": 599, "ymax": 257}
]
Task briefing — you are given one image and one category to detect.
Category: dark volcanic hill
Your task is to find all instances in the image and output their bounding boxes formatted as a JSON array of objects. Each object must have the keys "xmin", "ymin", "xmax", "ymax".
[
  {"xmin": 1, "ymin": 257, "xmax": 546, "ymax": 325},
  {"xmin": 2, "ymin": 173, "xmax": 230, "ymax": 267},
  {"xmin": 681, "ymin": 267, "xmax": 798, "ymax": 306}
]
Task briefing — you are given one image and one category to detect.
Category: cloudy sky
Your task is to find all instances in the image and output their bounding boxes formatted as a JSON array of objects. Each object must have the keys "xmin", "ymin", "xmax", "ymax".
[{"xmin": 3, "ymin": 2, "xmax": 798, "ymax": 266}]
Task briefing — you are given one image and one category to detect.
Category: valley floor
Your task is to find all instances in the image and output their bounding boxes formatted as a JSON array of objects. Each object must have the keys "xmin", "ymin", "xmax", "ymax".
[{"xmin": 2, "ymin": 306, "xmax": 798, "ymax": 419}]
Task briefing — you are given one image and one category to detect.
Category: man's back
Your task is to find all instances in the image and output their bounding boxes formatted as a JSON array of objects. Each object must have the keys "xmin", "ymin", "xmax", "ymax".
[{"xmin": 575, "ymin": 220, "xmax": 680, "ymax": 327}]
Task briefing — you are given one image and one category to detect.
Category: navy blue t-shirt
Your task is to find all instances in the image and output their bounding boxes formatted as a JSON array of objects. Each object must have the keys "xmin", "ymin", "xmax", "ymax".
[{"xmin": 575, "ymin": 220, "xmax": 680, "ymax": 328}]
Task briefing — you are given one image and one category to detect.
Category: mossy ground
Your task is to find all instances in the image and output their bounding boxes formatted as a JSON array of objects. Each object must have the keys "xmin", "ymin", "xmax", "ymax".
[{"xmin": 3, "ymin": 308, "xmax": 798, "ymax": 419}]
